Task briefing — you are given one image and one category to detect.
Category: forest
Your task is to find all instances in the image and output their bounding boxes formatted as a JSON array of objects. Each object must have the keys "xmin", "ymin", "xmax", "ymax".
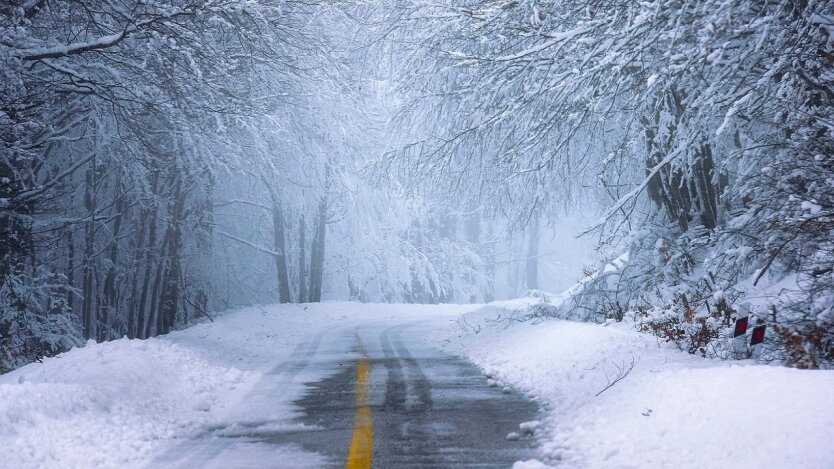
[{"xmin": 1, "ymin": 0, "xmax": 832, "ymax": 372}]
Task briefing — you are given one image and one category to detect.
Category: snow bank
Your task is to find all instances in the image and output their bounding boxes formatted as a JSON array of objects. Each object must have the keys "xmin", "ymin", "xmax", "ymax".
[
  {"xmin": 445, "ymin": 302, "xmax": 834, "ymax": 468},
  {"xmin": 0, "ymin": 338, "xmax": 248, "ymax": 468}
]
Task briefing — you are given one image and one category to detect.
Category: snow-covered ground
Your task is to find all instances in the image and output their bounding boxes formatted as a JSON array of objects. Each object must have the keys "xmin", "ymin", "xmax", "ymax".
[
  {"xmin": 3, "ymin": 299, "xmax": 833, "ymax": 468},
  {"xmin": 445, "ymin": 299, "xmax": 834, "ymax": 469}
]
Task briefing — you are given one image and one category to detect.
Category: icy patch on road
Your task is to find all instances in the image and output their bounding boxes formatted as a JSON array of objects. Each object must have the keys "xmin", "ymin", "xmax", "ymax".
[{"xmin": 444, "ymin": 301, "xmax": 834, "ymax": 468}]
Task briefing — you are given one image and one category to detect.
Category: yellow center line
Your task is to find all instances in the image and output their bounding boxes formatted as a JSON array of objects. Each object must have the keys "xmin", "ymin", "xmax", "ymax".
[{"xmin": 345, "ymin": 337, "xmax": 372, "ymax": 469}]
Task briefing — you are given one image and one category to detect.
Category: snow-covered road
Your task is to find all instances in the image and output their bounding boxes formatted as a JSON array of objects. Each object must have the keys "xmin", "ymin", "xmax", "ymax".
[
  {"xmin": 3, "ymin": 300, "xmax": 833, "ymax": 468},
  {"xmin": 150, "ymin": 315, "xmax": 539, "ymax": 468},
  {"xmin": 1, "ymin": 302, "xmax": 541, "ymax": 468}
]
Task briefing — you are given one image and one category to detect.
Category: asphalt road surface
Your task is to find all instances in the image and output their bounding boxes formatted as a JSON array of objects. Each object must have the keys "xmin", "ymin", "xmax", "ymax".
[{"xmin": 153, "ymin": 319, "xmax": 540, "ymax": 468}]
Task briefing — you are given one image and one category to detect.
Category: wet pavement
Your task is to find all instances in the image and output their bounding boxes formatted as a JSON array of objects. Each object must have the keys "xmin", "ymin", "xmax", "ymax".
[{"xmin": 151, "ymin": 319, "xmax": 540, "ymax": 468}]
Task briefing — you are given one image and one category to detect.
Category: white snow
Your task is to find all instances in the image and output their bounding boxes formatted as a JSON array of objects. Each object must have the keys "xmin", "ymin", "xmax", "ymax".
[
  {"xmin": 443, "ymin": 299, "xmax": 834, "ymax": 468},
  {"xmin": 0, "ymin": 338, "xmax": 253, "ymax": 468},
  {"xmin": 801, "ymin": 200, "xmax": 822, "ymax": 215}
]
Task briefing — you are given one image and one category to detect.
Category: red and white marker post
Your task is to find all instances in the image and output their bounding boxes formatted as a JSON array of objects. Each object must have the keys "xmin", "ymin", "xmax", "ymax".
[
  {"xmin": 731, "ymin": 304, "xmax": 750, "ymax": 359},
  {"xmin": 750, "ymin": 322, "xmax": 766, "ymax": 359}
]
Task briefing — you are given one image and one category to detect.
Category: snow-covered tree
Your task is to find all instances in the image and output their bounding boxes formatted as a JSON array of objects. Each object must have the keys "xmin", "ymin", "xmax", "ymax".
[{"xmin": 385, "ymin": 0, "xmax": 834, "ymax": 366}]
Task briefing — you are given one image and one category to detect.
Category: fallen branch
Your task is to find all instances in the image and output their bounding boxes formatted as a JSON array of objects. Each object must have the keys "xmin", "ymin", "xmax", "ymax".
[
  {"xmin": 595, "ymin": 355, "xmax": 638, "ymax": 397},
  {"xmin": 183, "ymin": 294, "xmax": 214, "ymax": 323}
]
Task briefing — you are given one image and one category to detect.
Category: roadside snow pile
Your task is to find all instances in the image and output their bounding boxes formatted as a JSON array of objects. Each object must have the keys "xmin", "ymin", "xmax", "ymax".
[
  {"xmin": 0, "ymin": 338, "xmax": 249, "ymax": 468},
  {"xmin": 0, "ymin": 302, "xmax": 350, "ymax": 468},
  {"xmin": 445, "ymin": 301, "xmax": 834, "ymax": 469}
]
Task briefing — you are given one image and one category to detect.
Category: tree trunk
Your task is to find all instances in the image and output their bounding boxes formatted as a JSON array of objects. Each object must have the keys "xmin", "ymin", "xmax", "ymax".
[
  {"xmin": 693, "ymin": 143, "xmax": 720, "ymax": 230},
  {"xmin": 465, "ymin": 212, "xmax": 481, "ymax": 302},
  {"xmin": 272, "ymin": 204, "xmax": 291, "ymax": 303},
  {"xmin": 484, "ymin": 223, "xmax": 496, "ymax": 303},
  {"xmin": 308, "ymin": 196, "xmax": 328, "ymax": 302},
  {"xmin": 145, "ymin": 245, "xmax": 165, "ymax": 338},
  {"xmin": 100, "ymin": 183, "xmax": 126, "ymax": 341},
  {"xmin": 65, "ymin": 227, "xmax": 76, "ymax": 314},
  {"xmin": 158, "ymin": 176, "xmax": 185, "ymax": 335},
  {"xmin": 525, "ymin": 216, "xmax": 540, "ymax": 291},
  {"xmin": 308, "ymin": 215, "xmax": 324, "ymax": 302},
  {"xmin": 126, "ymin": 206, "xmax": 148, "ymax": 339},
  {"xmin": 81, "ymin": 164, "xmax": 96, "ymax": 340},
  {"xmin": 136, "ymin": 174, "xmax": 160, "ymax": 339},
  {"xmin": 157, "ymin": 226, "xmax": 174, "ymax": 336},
  {"xmin": 298, "ymin": 215, "xmax": 307, "ymax": 303}
]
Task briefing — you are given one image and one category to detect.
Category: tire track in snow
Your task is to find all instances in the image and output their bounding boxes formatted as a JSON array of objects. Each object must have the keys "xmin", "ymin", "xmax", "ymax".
[{"xmin": 148, "ymin": 327, "xmax": 330, "ymax": 468}]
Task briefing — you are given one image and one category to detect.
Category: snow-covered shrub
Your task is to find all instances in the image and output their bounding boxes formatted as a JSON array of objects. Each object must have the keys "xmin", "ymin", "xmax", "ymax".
[
  {"xmin": 551, "ymin": 254, "xmax": 632, "ymax": 323},
  {"xmin": 747, "ymin": 151, "xmax": 834, "ymax": 368},
  {"xmin": 0, "ymin": 268, "xmax": 82, "ymax": 373}
]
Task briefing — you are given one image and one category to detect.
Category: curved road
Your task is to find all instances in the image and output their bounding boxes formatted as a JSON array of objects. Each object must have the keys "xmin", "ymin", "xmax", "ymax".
[{"xmin": 153, "ymin": 319, "xmax": 540, "ymax": 468}]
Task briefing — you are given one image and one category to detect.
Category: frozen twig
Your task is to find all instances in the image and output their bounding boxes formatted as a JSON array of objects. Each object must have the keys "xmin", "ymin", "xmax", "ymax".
[{"xmin": 595, "ymin": 355, "xmax": 638, "ymax": 397}]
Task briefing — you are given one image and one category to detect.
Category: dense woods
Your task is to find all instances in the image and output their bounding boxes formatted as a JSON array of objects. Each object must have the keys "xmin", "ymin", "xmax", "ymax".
[
  {"xmin": 2, "ymin": 0, "xmax": 832, "ymax": 371},
  {"xmin": 1, "ymin": 0, "xmax": 313, "ymax": 369}
]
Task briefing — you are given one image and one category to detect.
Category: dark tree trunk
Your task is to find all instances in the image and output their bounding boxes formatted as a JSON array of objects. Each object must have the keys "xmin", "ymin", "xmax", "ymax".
[
  {"xmin": 693, "ymin": 143, "xmax": 720, "ymax": 230},
  {"xmin": 643, "ymin": 87, "xmax": 723, "ymax": 234},
  {"xmin": 146, "ymin": 263, "xmax": 162, "ymax": 338},
  {"xmin": 308, "ymin": 196, "xmax": 328, "ymax": 303},
  {"xmin": 644, "ymin": 87, "xmax": 691, "ymax": 233},
  {"xmin": 65, "ymin": 227, "xmax": 76, "ymax": 313},
  {"xmin": 136, "ymin": 174, "xmax": 160, "ymax": 339},
  {"xmin": 307, "ymin": 163, "xmax": 333, "ymax": 303},
  {"xmin": 155, "ymin": 228, "xmax": 172, "ymax": 337},
  {"xmin": 81, "ymin": 164, "xmax": 96, "ymax": 340},
  {"xmin": 126, "ymin": 206, "xmax": 148, "ymax": 339},
  {"xmin": 100, "ymin": 183, "xmax": 126, "ymax": 341},
  {"xmin": 158, "ymin": 176, "xmax": 184, "ymax": 335}
]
